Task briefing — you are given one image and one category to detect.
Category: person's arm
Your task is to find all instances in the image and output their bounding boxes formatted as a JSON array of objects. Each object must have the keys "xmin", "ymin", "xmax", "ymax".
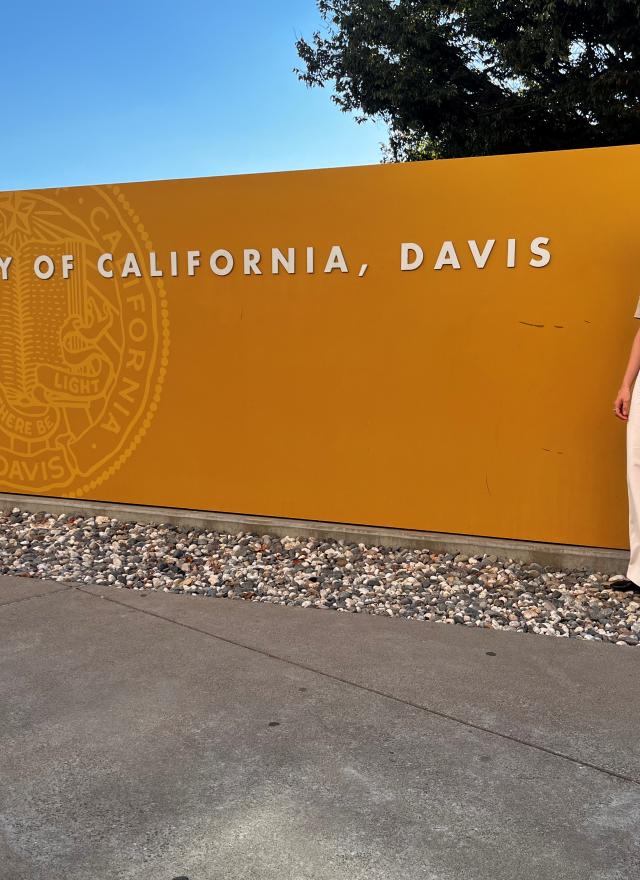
[{"xmin": 615, "ymin": 327, "xmax": 640, "ymax": 420}]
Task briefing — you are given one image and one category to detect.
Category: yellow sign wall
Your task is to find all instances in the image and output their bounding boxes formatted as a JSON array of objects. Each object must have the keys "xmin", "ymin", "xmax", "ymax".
[{"xmin": 0, "ymin": 144, "xmax": 637, "ymax": 549}]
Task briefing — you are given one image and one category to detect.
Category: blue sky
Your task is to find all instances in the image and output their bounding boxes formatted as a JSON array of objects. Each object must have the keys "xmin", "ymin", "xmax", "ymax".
[{"xmin": 1, "ymin": 1, "xmax": 387, "ymax": 191}]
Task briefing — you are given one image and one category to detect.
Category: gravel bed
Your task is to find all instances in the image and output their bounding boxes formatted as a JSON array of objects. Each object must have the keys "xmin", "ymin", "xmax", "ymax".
[{"xmin": 1, "ymin": 507, "xmax": 639, "ymax": 646}]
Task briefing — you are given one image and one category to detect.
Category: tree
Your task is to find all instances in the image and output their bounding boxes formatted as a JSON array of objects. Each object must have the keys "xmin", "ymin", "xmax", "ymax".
[{"xmin": 295, "ymin": 1, "xmax": 640, "ymax": 160}]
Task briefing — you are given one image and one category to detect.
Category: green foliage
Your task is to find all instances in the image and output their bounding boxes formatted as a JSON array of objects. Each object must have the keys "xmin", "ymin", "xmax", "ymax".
[{"xmin": 295, "ymin": 1, "xmax": 640, "ymax": 159}]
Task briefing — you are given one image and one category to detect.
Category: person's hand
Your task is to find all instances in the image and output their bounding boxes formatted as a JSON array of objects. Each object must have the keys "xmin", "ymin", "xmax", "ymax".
[{"xmin": 614, "ymin": 386, "xmax": 632, "ymax": 421}]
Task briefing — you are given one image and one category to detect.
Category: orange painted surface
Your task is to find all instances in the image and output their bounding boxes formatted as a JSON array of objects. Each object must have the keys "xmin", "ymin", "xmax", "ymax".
[{"xmin": 0, "ymin": 144, "xmax": 637, "ymax": 548}]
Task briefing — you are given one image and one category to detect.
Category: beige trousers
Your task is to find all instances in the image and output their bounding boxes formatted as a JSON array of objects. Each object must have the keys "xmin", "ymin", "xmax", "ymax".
[{"xmin": 627, "ymin": 377, "xmax": 640, "ymax": 584}]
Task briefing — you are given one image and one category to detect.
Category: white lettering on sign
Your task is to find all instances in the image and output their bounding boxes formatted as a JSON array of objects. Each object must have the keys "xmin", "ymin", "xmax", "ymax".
[
  {"xmin": 0, "ymin": 237, "xmax": 553, "ymax": 282},
  {"xmin": 402, "ymin": 237, "xmax": 551, "ymax": 272},
  {"xmin": 0, "ymin": 256, "xmax": 12, "ymax": 280},
  {"xmin": 33, "ymin": 255, "xmax": 55, "ymax": 280},
  {"xmin": 529, "ymin": 237, "xmax": 551, "ymax": 267}
]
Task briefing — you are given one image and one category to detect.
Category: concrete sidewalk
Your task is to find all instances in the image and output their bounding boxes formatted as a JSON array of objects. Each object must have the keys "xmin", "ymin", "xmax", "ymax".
[{"xmin": 1, "ymin": 576, "xmax": 639, "ymax": 880}]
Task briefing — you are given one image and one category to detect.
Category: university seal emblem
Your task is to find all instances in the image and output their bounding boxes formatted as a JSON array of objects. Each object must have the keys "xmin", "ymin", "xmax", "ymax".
[{"xmin": 0, "ymin": 186, "xmax": 169, "ymax": 496}]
